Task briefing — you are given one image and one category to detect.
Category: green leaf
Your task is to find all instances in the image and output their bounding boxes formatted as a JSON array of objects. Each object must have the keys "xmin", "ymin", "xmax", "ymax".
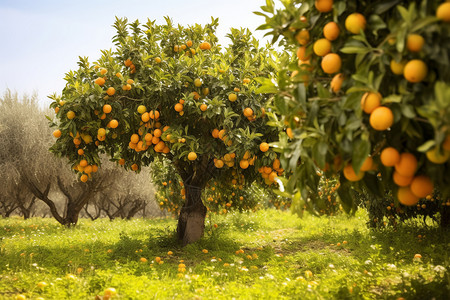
[
  {"xmin": 339, "ymin": 47, "xmax": 370, "ymax": 54},
  {"xmin": 352, "ymin": 138, "xmax": 371, "ymax": 174},
  {"xmin": 417, "ymin": 140, "xmax": 435, "ymax": 152}
]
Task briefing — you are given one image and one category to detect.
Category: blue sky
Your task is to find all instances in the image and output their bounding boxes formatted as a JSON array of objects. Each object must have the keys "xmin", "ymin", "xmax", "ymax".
[{"xmin": 0, "ymin": 0, "xmax": 270, "ymax": 107}]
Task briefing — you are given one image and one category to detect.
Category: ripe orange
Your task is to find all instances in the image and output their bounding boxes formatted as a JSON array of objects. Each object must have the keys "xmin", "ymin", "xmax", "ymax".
[
  {"xmin": 243, "ymin": 78, "xmax": 251, "ymax": 84},
  {"xmin": 239, "ymin": 159, "xmax": 249, "ymax": 169},
  {"xmin": 393, "ymin": 171, "xmax": 413, "ymax": 187},
  {"xmin": 124, "ymin": 59, "xmax": 132, "ymax": 67},
  {"xmin": 380, "ymin": 147, "xmax": 400, "ymax": 167},
  {"xmin": 122, "ymin": 84, "xmax": 132, "ymax": 91},
  {"xmin": 343, "ymin": 164, "xmax": 364, "ymax": 181},
  {"xmin": 188, "ymin": 152, "xmax": 197, "ymax": 161},
  {"xmin": 186, "ymin": 40, "xmax": 193, "ymax": 47},
  {"xmin": 243, "ymin": 107, "xmax": 253, "ymax": 117},
  {"xmin": 153, "ymin": 128, "xmax": 162, "ymax": 138},
  {"xmin": 286, "ymin": 127, "xmax": 294, "ymax": 139},
  {"xmin": 296, "ymin": 46, "xmax": 310, "ymax": 61},
  {"xmin": 403, "ymin": 59, "xmax": 428, "ymax": 83},
  {"xmin": 369, "ymin": 106, "xmax": 393, "ymax": 131},
  {"xmin": 194, "ymin": 78, "xmax": 202, "ymax": 87},
  {"xmin": 53, "ymin": 129, "xmax": 62, "ymax": 138},
  {"xmin": 313, "ymin": 38, "xmax": 332, "ymax": 56},
  {"xmin": 199, "ymin": 42, "xmax": 211, "ymax": 50},
  {"xmin": 155, "ymin": 57, "xmax": 162, "ymax": 63},
  {"xmin": 131, "ymin": 164, "xmax": 139, "ymax": 171},
  {"xmin": 228, "ymin": 93, "xmax": 237, "ymax": 102},
  {"xmin": 103, "ymin": 104, "xmax": 112, "ymax": 114},
  {"xmin": 360, "ymin": 156, "xmax": 373, "ymax": 171},
  {"xmin": 94, "ymin": 77, "xmax": 105, "ymax": 86},
  {"xmin": 127, "ymin": 79, "xmax": 134, "ymax": 84},
  {"xmin": 109, "ymin": 119, "xmax": 119, "ymax": 129},
  {"xmin": 330, "ymin": 73, "xmax": 344, "ymax": 93},
  {"xmin": 77, "ymin": 149, "xmax": 84, "ymax": 155},
  {"xmin": 397, "ymin": 186, "xmax": 419, "ymax": 206},
  {"xmin": 260, "ymin": 142, "xmax": 269, "ymax": 152},
  {"xmin": 295, "ymin": 29, "xmax": 310, "ymax": 45},
  {"xmin": 200, "ymin": 104, "xmax": 207, "ymax": 112},
  {"xmin": 323, "ymin": 22, "xmax": 340, "ymax": 41},
  {"xmin": 214, "ymin": 159, "xmax": 224, "ymax": 168},
  {"xmin": 436, "ymin": 2, "xmax": 450, "ymax": 22},
  {"xmin": 406, "ymin": 34, "xmax": 425, "ymax": 52},
  {"xmin": 118, "ymin": 158, "xmax": 125, "ymax": 165},
  {"xmin": 84, "ymin": 165, "xmax": 93, "ymax": 174},
  {"xmin": 80, "ymin": 159, "xmax": 88, "ymax": 167},
  {"xmin": 100, "ymin": 68, "xmax": 107, "ymax": 75},
  {"xmin": 426, "ymin": 147, "xmax": 450, "ymax": 164},
  {"xmin": 410, "ymin": 175, "xmax": 434, "ymax": 198},
  {"xmin": 130, "ymin": 134, "xmax": 139, "ymax": 144},
  {"xmin": 395, "ymin": 152, "xmax": 417, "ymax": 177},
  {"xmin": 212, "ymin": 129, "xmax": 219, "ymax": 138},
  {"xmin": 174, "ymin": 103, "xmax": 183, "ymax": 112},
  {"xmin": 390, "ymin": 59, "xmax": 406, "ymax": 75},
  {"xmin": 80, "ymin": 174, "xmax": 88, "ymax": 183},
  {"xmin": 321, "ymin": 53, "xmax": 341, "ymax": 74},
  {"xmin": 141, "ymin": 112, "xmax": 150, "ymax": 122},
  {"xmin": 106, "ymin": 87, "xmax": 115, "ymax": 96},
  {"xmin": 345, "ymin": 13, "xmax": 366, "ymax": 34},
  {"xmin": 443, "ymin": 135, "xmax": 450, "ymax": 151},
  {"xmin": 315, "ymin": 0, "xmax": 333, "ymax": 13},
  {"xmin": 360, "ymin": 92, "xmax": 381, "ymax": 114},
  {"xmin": 67, "ymin": 111, "xmax": 76, "ymax": 119}
]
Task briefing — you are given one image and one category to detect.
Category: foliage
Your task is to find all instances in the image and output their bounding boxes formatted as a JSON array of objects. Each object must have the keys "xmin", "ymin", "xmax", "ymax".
[
  {"xmin": 0, "ymin": 210, "xmax": 448, "ymax": 299},
  {"xmin": 257, "ymin": 0, "xmax": 450, "ymax": 221}
]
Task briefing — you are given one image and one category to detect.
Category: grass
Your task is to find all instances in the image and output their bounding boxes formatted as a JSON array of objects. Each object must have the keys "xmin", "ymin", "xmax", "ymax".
[{"xmin": 0, "ymin": 209, "xmax": 449, "ymax": 299}]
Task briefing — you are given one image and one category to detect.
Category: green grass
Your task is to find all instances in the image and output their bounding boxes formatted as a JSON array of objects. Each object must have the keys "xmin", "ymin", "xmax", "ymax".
[{"xmin": 0, "ymin": 209, "xmax": 449, "ymax": 299}]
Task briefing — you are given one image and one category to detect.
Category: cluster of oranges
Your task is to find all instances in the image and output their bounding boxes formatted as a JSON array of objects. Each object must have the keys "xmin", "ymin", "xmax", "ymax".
[
  {"xmin": 257, "ymin": 158, "xmax": 284, "ymax": 186},
  {"xmin": 173, "ymin": 40, "xmax": 211, "ymax": 57}
]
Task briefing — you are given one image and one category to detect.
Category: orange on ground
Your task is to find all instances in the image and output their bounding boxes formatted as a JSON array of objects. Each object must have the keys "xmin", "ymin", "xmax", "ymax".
[
  {"xmin": 361, "ymin": 92, "xmax": 381, "ymax": 114},
  {"xmin": 397, "ymin": 186, "xmax": 419, "ymax": 206},
  {"xmin": 369, "ymin": 106, "xmax": 393, "ymax": 131},
  {"xmin": 410, "ymin": 175, "xmax": 434, "ymax": 198},
  {"xmin": 380, "ymin": 147, "xmax": 400, "ymax": 167},
  {"xmin": 403, "ymin": 59, "xmax": 428, "ymax": 83},
  {"xmin": 323, "ymin": 22, "xmax": 340, "ymax": 41},
  {"xmin": 321, "ymin": 53, "xmax": 341, "ymax": 74},
  {"xmin": 395, "ymin": 152, "xmax": 417, "ymax": 177}
]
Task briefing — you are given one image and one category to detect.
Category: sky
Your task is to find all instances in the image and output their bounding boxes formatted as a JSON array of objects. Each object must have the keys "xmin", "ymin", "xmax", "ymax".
[{"xmin": 0, "ymin": 0, "xmax": 272, "ymax": 108}]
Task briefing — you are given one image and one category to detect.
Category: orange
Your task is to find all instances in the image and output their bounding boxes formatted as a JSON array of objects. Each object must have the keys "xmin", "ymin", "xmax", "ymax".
[
  {"xmin": 228, "ymin": 93, "xmax": 237, "ymax": 102},
  {"xmin": 410, "ymin": 175, "xmax": 434, "ymax": 198},
  {"xmin": 130, "ymin": 134, "xmax": 139, "ymax": 144},
  {"xmin": 84, "ymin": 165, "xmax": 93, "ymax": 174},
  {"xmin": 369, "ymin": 106, "xmax": 393, "ymax": 131},
  {"xmin": 188, "ymin": 152, "xmax": 197, "ymax": 161},
  {"xmin": 100, "ymin": 68, "xmax": 107, "ymax": 75},
  {"xmin": 403, "ymin": 59, "xmax": 427, "ymax": 83},
  {"xmin": 122, "ymin": 84, "xmax": 132, "ymax": 91},
  {"xmin": 77, "ymin": 149, "xmax": 84, "ymax": 155},
  {"xmin": 286, "ymin": 127, "xmax": 294, "ymax": 139},
  {"xmin": 360, "ymin": 92, "xmax": 381, "ymax": 114},
  {"xmin": 186, "ymin": 40, "xmax": 193, "ymax": 47},
  {"xmin": 323, "ymin": 22, "xmax": 340, "ymax": 41},
  {"xmin": 191, "ymin": 91, "xmax": 200, "ymax": 100},
  {"xmin": 131, "ymin": 164, "xmax": 139, "ymax": 171},
  {"xmin": 103, "ymin": 104, "xmax": 112, "ymax": 114},
  {"xmin": 106, "ymin": 87, "xmax": 116, "ymax": 96},
  {"xmin": 239, "ymin": 159, "xmax": 249, "ymax": 169},
  {"xmin": 343, "ymin": 164, "xmax": 364, "ymax": 181},
  {"xmin": 141, "ymin": 112, "xmax": 150, "ymax": 122},
  {"xmin": 443, "ymin": 135, "xmax": 450, "ymax": 151},
  {"xmin": 426, "ymin": 147, "xmax": 450, "ymax": 164},
  {"xmin": 321, "ymin": 53, "xmax": 341, "ymax": 74},
  {"xmin": 269, "ymin": 171, "xmax": 278, "ymax": 182},
  {"xmin": 80, "ymin": 159, "xmax": 88, "ymax": 167},
  {"xmin": 214, "ymin": 159, "xmax": 224, "ymax": 168},
  {"xmin": 315, "ymin": 0, "xmax": 333, "ymax": 13},
  {"xmin": 80, "ymin": 174, "xmax": 88, "ymax": 183},
  {"xmin": 199, "ymin": 42, "xmax": 211, "ymax": 50},
  {"xmin": 124, "ymin": 59, "xmax": 132, "ymax": 67},
  {"xmin": 53, "ymin": 129, "xmax": 62, "ymax": 138},
  {"xmin": 137, "ymin": 105, "xmax": 146, "ymax": 114},
  {"xmin": 66, "ymin": 111, "xmax": 76, "ymax": 120},
  {"xmin": 295, "ymin": 29, "xmax": 310, "ymax": 45},
  {"xmin": 127, "ymin": 79, "xmax": 134, "ymax": 84},
  {"xmin": 360, "ymin": 156, "xmax": 373, "ymax": 171},
  {"xmin": 194, "ymin": 78, "xmax": 202, "ymax": 87},
  {"xmin": 330, "ymin": 73, "xmax": 344, "ymax": 93},
  {"xmin": 380, "ymin": 147, "xmax": 400, "ymax": 167},
  {"xmin": 313, "ymin": 38, "xmax": 332, "ymax": 56},
  {"xmin": 153, "ymin": 128, "xmax": 162, "ymax": 138},
  {"xmin": 243, "ymin": 78, "xmax": 251, "ymax": 84},
  {"xmin": 345, "ymin": 13, "xmax": 366, "ymax": 34},
  {"xmin": 390, "ymin": 59, "xmax": 406, "ymax": 75},
  {"xmin": 154, "ymin": 57, "xmax": 162, "ymax": 63},
  {"xmin": 393, "ymin": 171, "xmax": 413, "ymax": 187},
  {"xmin": 260, "ymin": 142, "xmax": 269, "ymax": 152},
  {"xmin": 174, "ymin": 103, "xmax": 183, "ymax": 112},
  {"xmin": 395, "ymin": 152, "xmax": 417, "ymax": 177},
  {"xmin": 94, "ymin": 77, "xmax": 105, "ymax": 86},
  {"xmin": 200, "ymin": 104, "xmax": 207, "ymax": 112},
  {"xmin": 202, "ymin": 87, "xmax": 210, "ymax": 96},
  {"xmin": 118, "ymin": 158, "xmax": 125, "ymax": 165},
  {"xmin": 109, "ymin": 119, "xmax": 119, "ymax": 129},
  {"xmin": 243, "ymin": 107, "xmax": 253, "ymax": 117},
  {"xmin": 397, "ymin": 186, "xmax": 419, "ymax": 206},
  {"xmin": 144, "ymin": 133, "xmax": 153, "ymax": 142},
  {"xmin": 149, "ymin": 110, "xmax": 160, "ymax": 119},
  {"xmin": 296, "ymin": 46, "xmax": 310, "ymax": 61},
  {"xmin": 212, "ymin": 129, "xmax": 219, "ymax": 138},
  {"xmin": 406, "ymin": 34, "xmax": 425, "ymax": 52},
  {"xmin": 437, "ymin": 2, "xmax": 450, "ymax": 22}
]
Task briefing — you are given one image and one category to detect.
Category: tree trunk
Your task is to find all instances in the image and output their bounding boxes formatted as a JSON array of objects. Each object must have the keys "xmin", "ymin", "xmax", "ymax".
[{"xmin": 177, "ymin": 184, "xmax": 207, "ymax": 246}]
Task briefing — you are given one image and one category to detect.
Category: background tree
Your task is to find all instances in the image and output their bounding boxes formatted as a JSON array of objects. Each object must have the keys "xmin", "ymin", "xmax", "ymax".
[
  {"xmin": 48, "ymin": 17, "xmax": 281, "ymax": 245},
  {"xmin": 257, "ymin": 0, "xmax": 450, "ymax": 226}
]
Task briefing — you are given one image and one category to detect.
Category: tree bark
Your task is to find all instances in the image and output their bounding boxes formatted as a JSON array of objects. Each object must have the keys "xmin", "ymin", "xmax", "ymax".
[{"xmin": 174, "ymin": 155, "xmax": 216, "ymax": 246}]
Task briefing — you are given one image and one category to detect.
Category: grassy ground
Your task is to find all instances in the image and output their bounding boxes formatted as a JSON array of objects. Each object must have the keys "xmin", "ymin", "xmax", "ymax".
[{"xmin": 0, "ymin": 209, "xmax": 449, "ymax": 299}]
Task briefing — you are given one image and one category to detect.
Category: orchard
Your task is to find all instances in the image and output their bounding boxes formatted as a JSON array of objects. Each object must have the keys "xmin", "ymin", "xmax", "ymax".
[
  {"xmin": 48, "ymin": 17, "xmax": 282, "ymax": 245},
  {"xmin": 257, "ymin": 0, "xmax": 450, "ymax": 226}
]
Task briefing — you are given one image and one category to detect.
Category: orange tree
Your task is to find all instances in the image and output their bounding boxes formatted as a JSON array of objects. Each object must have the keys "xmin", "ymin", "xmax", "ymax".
[
  {"xmin": 48, "ymin": 17, "xmax": 281, "ymax": 244},
  {"xmin": 256, "ymin": 0, "xmax": 450, "ymax": 226}
]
